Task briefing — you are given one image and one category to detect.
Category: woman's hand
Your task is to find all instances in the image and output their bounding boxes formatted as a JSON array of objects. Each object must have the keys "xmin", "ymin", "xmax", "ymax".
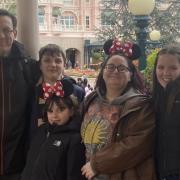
[{"xmin": 81, "ymin": 162, "xmax": 95, "ymax": 180}]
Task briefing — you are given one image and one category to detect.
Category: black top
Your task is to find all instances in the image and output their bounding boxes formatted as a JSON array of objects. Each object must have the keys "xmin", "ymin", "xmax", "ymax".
[
  {"xmin": 155, "ymin": 77, "xmax": 180, "ymax": 178},
  {"xmin": 21, "ymin": 119, "xmax": 85, "ymax": 180}
]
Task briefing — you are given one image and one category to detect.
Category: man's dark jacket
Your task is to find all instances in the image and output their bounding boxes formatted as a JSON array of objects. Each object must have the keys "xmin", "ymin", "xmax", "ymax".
[{"xmin": 0, "ymin": 41, "xmax": 39, "ymax": 175}]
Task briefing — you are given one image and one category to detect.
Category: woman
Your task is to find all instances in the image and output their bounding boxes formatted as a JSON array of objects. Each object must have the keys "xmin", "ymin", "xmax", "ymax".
[
  {"xmin": 153, "ymin": 45, "xmax": 180, "ymax": 180},
  {"xmin": 81, "ymin": 39, "xmax": 156, "ymax": 180}
]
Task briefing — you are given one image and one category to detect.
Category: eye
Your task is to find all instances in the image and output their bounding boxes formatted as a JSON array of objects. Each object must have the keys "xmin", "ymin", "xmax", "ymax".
[
  {"xmin": 43, "ymin": 58, "xmax": 51, "ymax": 63},
  {"xmin": 170, "ymin": 66, "xmax": 178, "ymax": 70},
  {"xmin": 55, "ymin": 58, "xmax": 63, "ymax": 64},
  {"xmin": 117, "ymin": 65, "xmax": 129, "ymax": 72},
  {"xmin": 157, "ymin": 65, "xmax": 164, "ymax": 70},
  {"xmin": 106, "ymin": 64, "xmax": 114, "ymax": 70}
]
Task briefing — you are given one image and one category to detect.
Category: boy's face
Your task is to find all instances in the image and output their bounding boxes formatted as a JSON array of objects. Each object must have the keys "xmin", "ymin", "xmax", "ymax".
[
  {"xmin": 47, "ymin": 103, "xmax": 73, "ymax": 125},
  {"xmin": 40, "ymin": 53, "xmax": 64, "ymax": 83}
]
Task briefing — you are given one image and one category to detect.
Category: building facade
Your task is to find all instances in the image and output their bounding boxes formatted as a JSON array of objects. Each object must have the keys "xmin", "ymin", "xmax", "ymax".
[{"xmin": 0, "ymin": 0, "xmax": 103, "ymax": 67}]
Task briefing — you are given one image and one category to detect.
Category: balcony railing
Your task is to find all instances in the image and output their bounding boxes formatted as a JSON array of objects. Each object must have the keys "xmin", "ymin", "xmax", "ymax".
[
  {"xmin": 39, "ymin": 23, "xmax": 86, "ymax": 32},
  {"xmin": 38, "ymin": 0, "xmax": 63, "ymax": 3}
]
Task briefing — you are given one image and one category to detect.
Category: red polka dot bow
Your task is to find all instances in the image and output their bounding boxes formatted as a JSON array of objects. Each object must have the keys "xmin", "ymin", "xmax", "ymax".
[
  {"xmin": 109, "ymin": 39, "xmax": 133, "ymax": 57},
  {"xmin": 42, "ymin": 81, "xmax": 64, "ymax": 100}
]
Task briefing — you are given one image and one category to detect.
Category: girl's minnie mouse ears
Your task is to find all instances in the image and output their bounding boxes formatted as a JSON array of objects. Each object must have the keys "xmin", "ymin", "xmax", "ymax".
[
  {"xmin": 60, "ymin": 79, "xmax": 74, "ymax": 97},
  {"xmin": 103, "ymin": 39, "xmax": 141, "ymax": 60}
]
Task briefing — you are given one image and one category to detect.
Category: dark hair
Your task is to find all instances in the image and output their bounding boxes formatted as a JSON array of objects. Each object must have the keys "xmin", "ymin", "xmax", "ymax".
[
  {"xmin": 0, "ymin": 9, "xmax": 17, "ymax": 29},
  {"xmin": 39, "ymin": 44, "xmax": 66, "ymax": 64},
  {"xmin": 95, "ymin": 52, "xmax": 146, "ymax": 95},
  {"xmin": 43, "ymin": 95, "xmax": 78, "ymax": 122},
  {"xmin": 152, "ymin": 44, "xmax": 180, "ymax": 109}
]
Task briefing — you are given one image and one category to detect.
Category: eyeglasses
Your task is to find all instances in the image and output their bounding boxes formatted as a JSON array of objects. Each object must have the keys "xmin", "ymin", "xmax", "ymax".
[
  {"xmin": 0, "ymin": 28, "xmax": 14, "ymax": 35},
  {"xmin": 105, "ymin": 64, "xmax": 130, "ymax": 73}
]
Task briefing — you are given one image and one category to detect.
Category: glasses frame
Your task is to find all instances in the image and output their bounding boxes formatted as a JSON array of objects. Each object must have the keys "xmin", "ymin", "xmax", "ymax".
[
  {"xmin": 0, "ymin": 28, "xmax": 14, "ymax": 36},
  {"xmin": 105, "ymin": 64, "xmax": 130, "ymax": 73}
]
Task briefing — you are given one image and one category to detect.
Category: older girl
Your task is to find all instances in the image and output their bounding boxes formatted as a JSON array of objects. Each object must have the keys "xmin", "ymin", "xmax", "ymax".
[{"xmin": 153, "ymin": 45, "xmax": 180, "ymax": 180}]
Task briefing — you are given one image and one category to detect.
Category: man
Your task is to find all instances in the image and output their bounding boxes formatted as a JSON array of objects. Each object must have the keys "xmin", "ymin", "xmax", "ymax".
[{"xmin": 0, "ymin": 9, "xmax": 39, "ymax": 180}]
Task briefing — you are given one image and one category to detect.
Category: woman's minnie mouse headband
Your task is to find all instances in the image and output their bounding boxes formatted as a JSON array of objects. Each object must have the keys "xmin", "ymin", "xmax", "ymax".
[{"xmin": 103, "ymin": 39, "xmax": 141, "ymax": 60}]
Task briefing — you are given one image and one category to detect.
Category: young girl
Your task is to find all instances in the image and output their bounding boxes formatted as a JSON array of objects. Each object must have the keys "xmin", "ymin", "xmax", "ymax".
[
  {"xmin": 153, "ymin": 45, "xmax": 180, "ymax": 180},
  {"xmin": 21, "ymin": 79, "xmax": 85, "ymax": 180}
]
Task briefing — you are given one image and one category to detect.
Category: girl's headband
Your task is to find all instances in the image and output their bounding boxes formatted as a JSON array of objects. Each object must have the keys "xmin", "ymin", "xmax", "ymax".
[{"xmin": 42, "ymin": 79, "xmax": 73, "ymax": 100}]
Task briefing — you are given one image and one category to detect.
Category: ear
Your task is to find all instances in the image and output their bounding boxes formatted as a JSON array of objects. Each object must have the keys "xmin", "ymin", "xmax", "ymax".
[{"xmin": 13, "ymin": 29, "xmax": 17, "ymax": 39}]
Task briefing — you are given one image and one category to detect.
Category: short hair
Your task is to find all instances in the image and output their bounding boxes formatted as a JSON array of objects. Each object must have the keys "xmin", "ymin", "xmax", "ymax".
[
  {"xmin": 0, "ymin": 9, "xmax": 17, "ymax": 29},
  {"xmin": 39, "ymin": 44, "xmax": 66, "ymax": 64}
]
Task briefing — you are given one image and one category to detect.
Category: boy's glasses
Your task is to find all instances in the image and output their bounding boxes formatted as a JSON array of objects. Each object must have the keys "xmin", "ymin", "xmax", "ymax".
[{"xmin": 105, "ymin": 64, "xmax": 130, "ymax": 73}]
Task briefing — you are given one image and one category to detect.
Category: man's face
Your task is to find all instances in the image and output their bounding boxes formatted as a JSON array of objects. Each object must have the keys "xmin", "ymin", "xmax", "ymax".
[{"xmin": 0, "ymin": 16, "xmax": 17, "ymax": 57}]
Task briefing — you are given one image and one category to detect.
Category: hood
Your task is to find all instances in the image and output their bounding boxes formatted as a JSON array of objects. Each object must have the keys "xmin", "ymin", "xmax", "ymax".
[
  {"xmin": 96, "ymin": 87, "xmax": 151, "ymax": 118},
  {"xmin": 96, "ymin": 87, "xmax": 147, "ymax": 105}
]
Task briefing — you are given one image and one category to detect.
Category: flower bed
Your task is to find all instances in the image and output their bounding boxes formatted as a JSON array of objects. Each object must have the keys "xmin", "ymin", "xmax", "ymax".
[{"xmin": 64, "ymin": 68, "xmax": 99, "ymax": 78}]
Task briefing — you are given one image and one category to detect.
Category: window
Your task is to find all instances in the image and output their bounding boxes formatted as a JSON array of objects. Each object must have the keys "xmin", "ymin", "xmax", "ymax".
[
  {"xmin": 38, "ymin": 15, "xmax": 45, "ymax": 24},
  {"xmin": 85, "ymin": 16, "xmax": 90, "ymax": 28},
  {"xmin": 63, "ymin": 0, "xmax": 73, "ymax": 6},
  {"xmin": 60, "ymin": 16, "xmax": 75, "ymax": 28}
]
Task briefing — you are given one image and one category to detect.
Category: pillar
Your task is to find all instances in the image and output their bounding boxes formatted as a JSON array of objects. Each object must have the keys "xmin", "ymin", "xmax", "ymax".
[{"xmin": 16, "ymin": 0, "xmax": 39, "ymax": 59}]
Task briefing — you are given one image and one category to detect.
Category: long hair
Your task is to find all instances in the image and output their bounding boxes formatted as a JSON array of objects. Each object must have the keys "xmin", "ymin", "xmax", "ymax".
[
  {"xmin": 152, "ymin": 44, "xmax": 180, "ymax": 110},
  {"xmin": 95, "ymin": 52, "xmax": 146, "ymax": 96}
]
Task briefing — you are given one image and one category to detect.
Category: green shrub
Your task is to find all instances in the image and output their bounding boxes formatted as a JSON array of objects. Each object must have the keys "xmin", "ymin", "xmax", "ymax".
[{"xmin": 143, "ymin": 49, "xmax": 159, "ymax": 91}]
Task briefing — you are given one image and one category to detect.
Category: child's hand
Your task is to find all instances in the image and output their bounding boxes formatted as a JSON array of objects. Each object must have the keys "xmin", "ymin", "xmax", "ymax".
[{"xmin": 81, "ymin": 162, "xmax": 95, "ymax": 180}]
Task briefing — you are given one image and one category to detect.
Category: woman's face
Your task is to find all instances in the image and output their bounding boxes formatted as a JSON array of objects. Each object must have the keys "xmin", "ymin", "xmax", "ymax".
[
  {"xmin": 40, "ymin": 53, "xmax": 64, "ymax": 83},
  {"xmin": 156, "ymin": 54, "xmax": 180, "ymax": 88},
  {"xmin": 103, "ymin": 55, "xmax": 131, "ymax": 91}
]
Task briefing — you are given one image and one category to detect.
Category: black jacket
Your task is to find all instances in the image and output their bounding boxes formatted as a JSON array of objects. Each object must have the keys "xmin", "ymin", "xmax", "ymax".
[
  {"xmin": 0, "ymin": 41, "xmax": 39, "ymax": 175},
  {"xmin": 21, "ymin": 119, "xmax": 85, "ymax": 180},
  {"xmin": 155, "ymin": 77, "xmax": 180, "ymax": 178}
]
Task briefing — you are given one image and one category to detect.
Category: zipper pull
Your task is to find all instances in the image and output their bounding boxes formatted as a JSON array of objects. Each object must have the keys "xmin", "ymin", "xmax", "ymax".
[{"xmin": 46, "ymin": 131, "xmax": 50, "ymax": 138}]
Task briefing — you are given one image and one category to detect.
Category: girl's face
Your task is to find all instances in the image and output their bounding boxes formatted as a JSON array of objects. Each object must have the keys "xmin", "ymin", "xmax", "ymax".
[
  {"xmin": 40, "ymin": 53, "xmax": 64, "ymax": 84},
  {"xmin": 103, "ymin": 55, "xmax": 131, "ymax": 91},
  {"xmin": 47, "ymin": 102, "xmax": 73, "ymax": 125},
  {"xmin": 156, "ymin": 54, "xmax": 180, "ymax": 88}
]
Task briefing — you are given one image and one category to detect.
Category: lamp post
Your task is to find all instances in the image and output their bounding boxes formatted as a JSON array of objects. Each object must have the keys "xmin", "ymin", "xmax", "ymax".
[{"xmin": 128, "ymin": 0, "xmax": 155, "ymax": 70}]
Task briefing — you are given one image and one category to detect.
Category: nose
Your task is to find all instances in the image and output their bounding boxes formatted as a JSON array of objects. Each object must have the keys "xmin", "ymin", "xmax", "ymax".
[
  {"xmin": 163, "ymin": 68, "xmax": 171, "ymax": 76},
  {"xmin": 50, "ymin": 60, "xmax": 57, "ymax": 67}
]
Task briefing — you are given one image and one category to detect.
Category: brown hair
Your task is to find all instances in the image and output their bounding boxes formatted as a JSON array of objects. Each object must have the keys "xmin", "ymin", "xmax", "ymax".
[{"xmin": 39, "ymin": 44, "xmax": 66, "ymax": 64}]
